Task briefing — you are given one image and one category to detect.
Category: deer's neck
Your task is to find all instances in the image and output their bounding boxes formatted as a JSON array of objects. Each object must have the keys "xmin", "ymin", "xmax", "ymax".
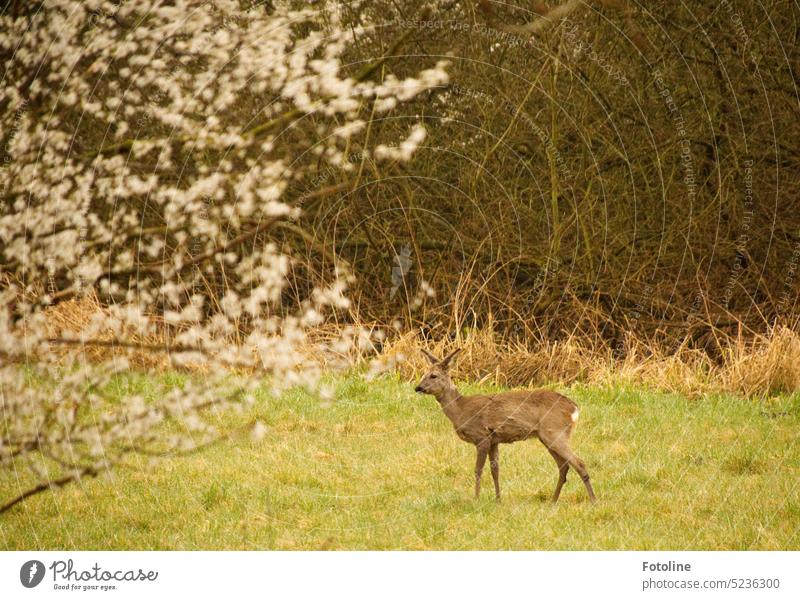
[{"xmin": 434, "ymin": 384, "xmax": 464, "ymax": 427}]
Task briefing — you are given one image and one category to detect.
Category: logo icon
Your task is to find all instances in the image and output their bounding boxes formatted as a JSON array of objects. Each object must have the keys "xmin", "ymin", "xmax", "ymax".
[
  {"xmin": 390, "ymin": 244, "xmax": 412, "ymax": 299},
  {"xmin": 20, "ymin": 560, "xmax": 45, "ymax": 588}
]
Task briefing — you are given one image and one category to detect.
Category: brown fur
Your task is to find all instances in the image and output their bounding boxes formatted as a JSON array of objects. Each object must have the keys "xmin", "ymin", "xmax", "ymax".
[{"xmin": 415, "ymin": 349, "xmax": 596, "ymax": 503}]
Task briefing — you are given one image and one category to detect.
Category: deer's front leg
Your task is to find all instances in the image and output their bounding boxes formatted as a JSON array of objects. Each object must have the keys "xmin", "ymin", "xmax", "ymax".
[
  {"xmin": 474, "ymin": 441, "xmax": 489, "ymax": 499},
  {"xmin": 489, "ymin": 442, "xmax": 500, "ymax": 501}
]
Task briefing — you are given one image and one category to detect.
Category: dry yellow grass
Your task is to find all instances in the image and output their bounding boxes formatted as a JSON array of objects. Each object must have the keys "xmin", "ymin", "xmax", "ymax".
[
  {"xmin": 38, "ymin": 295, "xmax": 371, "ymax": 374},
  {"xmin": 41, "ymin": 292, "xmax": 168, "ymax": 369},
  {"xmin": 37, "ymin": 297, "xmax": 800, "ymax": 397},
  {"xmin": 381, "ymin": 326, "xmax": 800, "ymax": 398}
]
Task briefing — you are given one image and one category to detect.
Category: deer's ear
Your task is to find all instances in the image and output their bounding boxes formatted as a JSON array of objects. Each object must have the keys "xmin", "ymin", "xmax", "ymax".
[
  {"xmin": 421, "ymin": 349, "xmax": 439, "ymax": 365},
  {"xmin": 440, "ymin": 348, "xmax": 461, "ymax": 368}
]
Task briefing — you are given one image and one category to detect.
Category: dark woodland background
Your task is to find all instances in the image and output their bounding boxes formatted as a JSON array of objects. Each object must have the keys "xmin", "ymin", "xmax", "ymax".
[
  {"xmin": 4, "ymin": 0, "xmax": 800, "ymax": 356},
  {"xmin": 291, "ymin": 0, "xmax": 800, "ymax": 354}
]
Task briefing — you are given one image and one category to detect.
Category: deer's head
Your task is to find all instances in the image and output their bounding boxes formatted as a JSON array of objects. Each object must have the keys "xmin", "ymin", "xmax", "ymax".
[{"xmin": 414, "ymin": 348, "xmax": 461, "ymax": 396}]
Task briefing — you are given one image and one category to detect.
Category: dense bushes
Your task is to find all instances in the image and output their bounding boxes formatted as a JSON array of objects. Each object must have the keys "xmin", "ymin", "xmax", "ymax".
[{"xmin": 281, "ymin": 0, "xmax": 800, "ymax": 354}]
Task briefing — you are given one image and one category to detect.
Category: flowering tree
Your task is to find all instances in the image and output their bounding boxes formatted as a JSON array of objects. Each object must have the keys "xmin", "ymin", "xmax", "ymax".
[{"xmin": 0, "ymin": 0, "xmax": 448, "ymax": 512}]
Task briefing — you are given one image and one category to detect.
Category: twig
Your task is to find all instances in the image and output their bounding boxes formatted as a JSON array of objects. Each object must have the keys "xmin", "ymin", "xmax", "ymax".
[
  {"xmin": 501, "ymin": 0, "xmax": 583, "ymax": 36},
  {"xmin": 0, "ymin": 467, "xmax": 98, "ymax": 515}
]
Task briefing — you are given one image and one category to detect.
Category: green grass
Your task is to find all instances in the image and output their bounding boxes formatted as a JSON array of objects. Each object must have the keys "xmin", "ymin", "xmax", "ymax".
[{"xmin": 2, "ymin": 373, "xmax": 799, "ymax": 550}]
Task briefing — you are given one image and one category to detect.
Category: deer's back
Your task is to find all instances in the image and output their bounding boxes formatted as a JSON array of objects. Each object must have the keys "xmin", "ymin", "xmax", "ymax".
[{"xmin": 457, "ymin": 389, "xmax": 578, "ymax": 444}]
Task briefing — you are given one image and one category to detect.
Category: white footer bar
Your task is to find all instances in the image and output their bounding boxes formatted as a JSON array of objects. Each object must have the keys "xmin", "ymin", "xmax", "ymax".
[{"xmin": 2, "ymin": 551, "xmax": 797, "ymax": 599}]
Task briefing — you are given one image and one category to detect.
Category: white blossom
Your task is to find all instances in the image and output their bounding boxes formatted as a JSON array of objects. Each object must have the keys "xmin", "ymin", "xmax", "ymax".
[{"xmin": 0, "ymin": 0, "xmax": 447, "ymax": 512}]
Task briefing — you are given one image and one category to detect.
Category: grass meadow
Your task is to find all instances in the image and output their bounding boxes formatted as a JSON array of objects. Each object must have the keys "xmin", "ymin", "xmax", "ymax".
[{"xmin": 1, "ymin": 373, "xmax": 798, "ymax": 550}]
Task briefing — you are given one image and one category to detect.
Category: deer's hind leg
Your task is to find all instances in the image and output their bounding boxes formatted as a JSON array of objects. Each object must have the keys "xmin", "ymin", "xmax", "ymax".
[
  {"xmin": 539, "ymin": 432, "xmax": 596, "ymax": 503},
  {"xmin": 547, "ymin": 448, "xmax": 569, "ymax": 503}
]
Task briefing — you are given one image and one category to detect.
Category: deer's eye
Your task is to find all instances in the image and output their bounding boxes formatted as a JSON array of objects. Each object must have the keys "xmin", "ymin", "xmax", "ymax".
[{"xmin": 430, "ymin": 374, "xmax": 437, "ymax": 379}]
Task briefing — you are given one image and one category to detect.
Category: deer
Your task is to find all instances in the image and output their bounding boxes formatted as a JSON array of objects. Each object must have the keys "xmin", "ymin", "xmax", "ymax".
[{"xmin": 414, "ymin": 348, "xmax": 596, "ymax": 503}]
